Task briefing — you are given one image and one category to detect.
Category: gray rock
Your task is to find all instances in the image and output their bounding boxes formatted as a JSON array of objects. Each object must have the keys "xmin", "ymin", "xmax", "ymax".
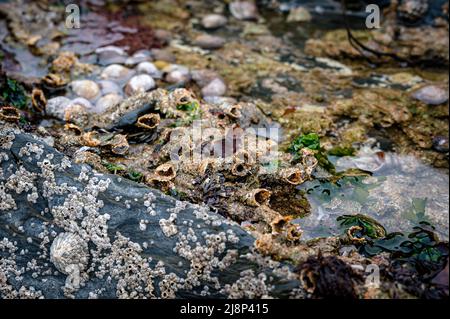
[{"xmin": 0, "ymin": 130, "xmax": 300, "ymax": 299}]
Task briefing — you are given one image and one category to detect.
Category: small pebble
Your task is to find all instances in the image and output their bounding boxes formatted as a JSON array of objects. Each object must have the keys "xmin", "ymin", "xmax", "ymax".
[
  {"xmin": 191, "ymin": 69, "xmax": 220, "ymax": 88},
  {"xmin": 70, "ymin": 80, "xmax": 100, "ymax": 100},
  {"xmin": 125, "ymin": 50, "xmax": 152, "ymax": 66},
  {"xmin": 101, "ymin": 64, "xmax": 132, "ymax": 80},
  {"xmin": 70, "ymin": 97, "xmax": 94, "ymax": 111},
  {"xmin": 46, "ymin": 96, "xmax": 71, "ymax": 120},
  {"xmin": 98, "ymin": 80, "xmax": 122, "ymax": 95},
  {"xmin": 201, "ymin": 78, "xmax": 227, "ymax": 97},
  {"xmin": 193, "ymin": 34, "xmax": 225, "ymax": 50},
  {"xmin": 136, "ymin": 62, "xmax": 163, "ymax": 79},
  {"xmin": 201, "ymin": 14, "xmax": 228, "ymax": 29},
  {"xmin": 95, "ymin": 46, "xmax": 128, "ymax": 66},
  {"xmin": 229, "ymin": 1, "xmax": 258, "ymax": 20},
  {"xmin": 125, "ymin": 74, "xmax": 156, "ymax": 96},
  {"xmin": 94, "ymin": 94, "xmax": 123, "ymax": 113},
  {"xmin": 150, "ymin": 49, "xmax": 176, "ymax": 63},
  {"xmin": 411, "ymin": 85, "xmax": 448, "ymax": 105},
  {"xmin": 166, "ymin": 70, "xmax": 190, "ymax": 84}
]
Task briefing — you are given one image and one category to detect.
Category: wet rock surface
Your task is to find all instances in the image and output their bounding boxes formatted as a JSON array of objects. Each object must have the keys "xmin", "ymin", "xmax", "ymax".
[{"xmin": 0, "ymin": 129, "xmax": 300, "ymax": 299}]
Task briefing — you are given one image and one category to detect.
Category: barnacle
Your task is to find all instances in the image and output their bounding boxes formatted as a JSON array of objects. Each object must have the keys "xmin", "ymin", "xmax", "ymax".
[
  {"xmin": 231, "ymin": 161, "xmax": 251, "ymax": 176},
  {"xmin": 64, "ymin": 123, "xmax": 83, "ymax": 135},
  {"xmin": 347, "ymin": 226, "xmax": 367, "ymax": 244},
  {"xmin": 136, "ymin": 113, "xmax": 160, "ymax": 130},
  {"xmin": 243, "ymin": 188, "xmax": 271, "ymax": 207},
  {"xmin": 43, "ymin": 73, "xmax": 68, "ymax": 87},
  {"xmin": 154, "ymin": 162, "xmax": 177, "ymax": 181},
  {"xmin": 81, "ymin": 131, "xmax": 102, "ymax": 147},
  {"xmin": 279, "ymin": 167, "xmax": 306, "ymax": 185},
  {"xmin": 221, "ymin": 103, "xmax": 242, "ymax": 119},
  {"xmin": 109, "ymin": 134, "xmax": 129, "ymax": 155},
  {"xmin": 31, "ymin": 88, "xmax": 47, "ymax": 112},
  {"xmin": 0, "ymin": 106, "xmax": 21, "ymax": 122}
]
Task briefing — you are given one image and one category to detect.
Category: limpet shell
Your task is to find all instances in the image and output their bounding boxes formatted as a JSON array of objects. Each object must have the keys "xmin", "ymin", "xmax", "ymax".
[{"xmin": 50, "ymin": 232, "xmax": 89, "ymax": 275}]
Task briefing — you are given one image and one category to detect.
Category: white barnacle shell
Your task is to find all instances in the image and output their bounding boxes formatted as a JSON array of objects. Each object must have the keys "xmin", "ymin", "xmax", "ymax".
[{"xmin": 50, "ymin": 232, "xmax": 89, "ymax": 275}]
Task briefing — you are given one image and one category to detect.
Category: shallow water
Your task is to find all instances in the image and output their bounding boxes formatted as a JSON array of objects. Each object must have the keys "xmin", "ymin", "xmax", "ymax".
[{"xmin": 298, "ymin": 149, "xmax": 449, "ymax": 240}]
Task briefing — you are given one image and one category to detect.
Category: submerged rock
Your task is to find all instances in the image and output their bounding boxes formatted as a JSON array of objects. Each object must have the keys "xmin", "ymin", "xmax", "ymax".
[{"xmin": 0, "ymin": 129, "xmax": 300, "ymax": 299}]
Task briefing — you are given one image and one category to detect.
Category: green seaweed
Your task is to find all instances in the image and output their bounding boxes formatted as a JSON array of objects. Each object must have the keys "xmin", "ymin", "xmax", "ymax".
[
  {"xmin": 1, "ymin": 78, "xmax": 28, "ymax": 109},
  {"xmin": 127, "ymin": 170, "xmax": 144, "ymax": 182},
  {"xmin": 337, "ymin": 214, "xmax": 387, "ymax": 239},
  {"xmin": 288, "ymin": 133, "xmax": 320, "ymax": 153},
  {"xmin": 327, "ymin": 146, "xmax": 356, "ymax": 157},
  {"xmin": 288, "ymin": 133, "xmax": 336, "ymax": 172},
  {"xmin": 102, "ymin": 161, "xmax": 126, "ymax": 174},
  {"xmin": 176, "ymin": 101, "xmax": 199, "ymax": 112}
]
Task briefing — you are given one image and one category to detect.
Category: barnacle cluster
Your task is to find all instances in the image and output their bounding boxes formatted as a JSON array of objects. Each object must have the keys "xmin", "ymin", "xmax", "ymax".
[{"xmin": 52, "ymin": 88, "xmax": 318, "ymax": 242}]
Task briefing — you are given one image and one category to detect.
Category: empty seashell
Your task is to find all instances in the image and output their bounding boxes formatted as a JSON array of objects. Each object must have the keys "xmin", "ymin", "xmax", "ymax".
[
  {"xmin": 64, "ymin": 123, "xmax": 83, "ymax": 135},
  {"xmin": 50, "ymin": 232, "xmax": 89, "ymax": 275},
  {"xmin": 43, "ymin": 73, "xmax": 68, "ymax": 87},
  {"xmin": 0, "ymin": 106, "xmax": 20, "ymax": 122},
  {"xmin": 125, "ymin": 74, "xmax": 156, "ymax": 96},
  {"xmin": 70, "ymin": 80, "xmax": 100, "ymax": 100},
  {"xmin": 101, "ymin": 64, "xmax": 132, "ymax": 80},
  {"xmin": 31, "ymin": 88, "xmax": 47, "ymax": 112},
  {"xmin": 136, "ymin": 113, "xmax": 160, "ymax": 130},
  {"xmin": 50, "ymin": 232, "xmax": 89, "ymax": 290}
]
